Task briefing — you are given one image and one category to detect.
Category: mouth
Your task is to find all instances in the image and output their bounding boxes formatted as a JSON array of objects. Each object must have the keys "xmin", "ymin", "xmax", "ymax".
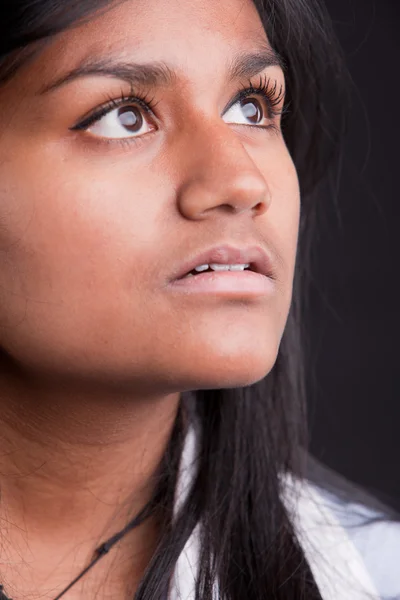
[
  {"xmin": 168, "ymin": 244, "xmax": 275, "ymax": 298},
  {"xmin": 171, "ymin": 244, "xmax": 275, "ymax": 282}
]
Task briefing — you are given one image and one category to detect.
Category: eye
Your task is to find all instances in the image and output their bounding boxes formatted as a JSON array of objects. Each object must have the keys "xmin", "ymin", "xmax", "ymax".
[
  {"xmin": 85, "ymin": 104, "xmax": 154, "ymax": 140},
  {"xmin": 222, "ymin": 76, "xmax": 285, "ymax": 132},
  {"xmin": 223, "ymin": 97, "xmax": 266, "ymax": 127}
]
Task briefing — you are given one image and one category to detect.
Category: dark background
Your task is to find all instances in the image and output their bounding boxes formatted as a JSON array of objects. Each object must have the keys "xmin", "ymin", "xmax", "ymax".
[{"xmin": 306, "ymin": 0, "xmax": 400, "ymax": 512}]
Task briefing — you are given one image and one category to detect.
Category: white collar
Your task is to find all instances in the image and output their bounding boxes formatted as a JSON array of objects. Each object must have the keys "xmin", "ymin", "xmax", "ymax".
[{"xmin": 168, "ymin": 425, "xmax": 379, "ymax": 600}]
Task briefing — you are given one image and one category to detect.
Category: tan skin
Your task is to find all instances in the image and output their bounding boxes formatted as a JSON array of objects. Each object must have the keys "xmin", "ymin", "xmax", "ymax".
[{"xmin": 0, "ymin": 0, "xmax": 300, "ymax": 597}]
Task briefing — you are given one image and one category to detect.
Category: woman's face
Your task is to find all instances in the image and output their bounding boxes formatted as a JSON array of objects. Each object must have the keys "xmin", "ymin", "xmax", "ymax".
[{"xmin": 0, "ymin": 0, "xmax": 300, "ymax": 394}]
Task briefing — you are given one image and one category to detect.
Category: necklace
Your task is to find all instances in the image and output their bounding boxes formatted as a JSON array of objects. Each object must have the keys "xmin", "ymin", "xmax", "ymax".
[{"xmin": 0, "ymin": 494, "xmax": 157, "ymax": 600}]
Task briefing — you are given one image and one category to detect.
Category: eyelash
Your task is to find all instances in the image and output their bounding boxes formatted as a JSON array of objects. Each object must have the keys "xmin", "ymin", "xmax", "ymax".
[{"xmin": 72, "ymin": 74, "xmax": 287, "ymax": 148}]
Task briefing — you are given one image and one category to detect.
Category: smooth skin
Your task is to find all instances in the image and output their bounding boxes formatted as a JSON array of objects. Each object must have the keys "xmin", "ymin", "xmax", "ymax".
[{"xmin": 0, "ymin": 0, "xmax": 300, "ymax": 597}]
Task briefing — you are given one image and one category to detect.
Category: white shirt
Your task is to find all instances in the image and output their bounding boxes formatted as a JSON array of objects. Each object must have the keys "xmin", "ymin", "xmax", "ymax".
[{"xmin": 168, "ymin": 426, "xmax": 400, "ymax": 600}]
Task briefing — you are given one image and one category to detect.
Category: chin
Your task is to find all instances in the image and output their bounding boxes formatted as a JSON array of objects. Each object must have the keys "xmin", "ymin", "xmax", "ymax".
[{"xmin": 179, "ymin": 340, "xmax": 280, "ymax": 391}]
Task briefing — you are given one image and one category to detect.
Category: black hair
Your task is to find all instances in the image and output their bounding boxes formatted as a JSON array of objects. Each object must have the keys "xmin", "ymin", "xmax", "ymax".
[{"xmin": 0, "ymin": 1, "xmax": 358, "ymax": 598}]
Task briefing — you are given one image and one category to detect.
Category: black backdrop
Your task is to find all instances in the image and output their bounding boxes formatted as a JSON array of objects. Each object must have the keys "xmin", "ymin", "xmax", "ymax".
[{"xmin": 306, "ymin": 0, "xmax": 400, "ymax": 512}]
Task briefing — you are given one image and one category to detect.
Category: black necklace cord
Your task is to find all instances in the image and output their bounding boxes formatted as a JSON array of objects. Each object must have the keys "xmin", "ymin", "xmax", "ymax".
[
  {"xmin": 0, "ymin": 586, "xmax": 12, "ymax": 600},
  {"xmin": 0, "ymin": 493, "xmax": 156, "ymax": 600},
  {"xmin": 0, "ymin": 405, "xmax": 185, "ymax": 600},
  {"xmin": 52, "ymin": 494, "xmax": 159, "ymax": 600},
  {"xmin": 0, "ymin": 494, "xmax": 159, "ymax": 600},
  {"xmin": 0, "ymin": 495, "xmax": 164, "ymax": 600}
]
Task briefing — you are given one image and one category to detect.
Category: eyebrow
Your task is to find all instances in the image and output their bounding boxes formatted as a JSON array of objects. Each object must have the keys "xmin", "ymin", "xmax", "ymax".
[{"xmin": 38, "ymin": 46, "xmax": 285, "ymax": 95}]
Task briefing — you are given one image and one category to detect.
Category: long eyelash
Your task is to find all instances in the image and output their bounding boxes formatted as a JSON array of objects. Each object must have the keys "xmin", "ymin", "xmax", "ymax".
[
  {"xmin": 236, "ymin": 74, "xmax": 288, "ymax": 123},
  {"xmin": 71, "ymin": 84, "xmax": 160, "ymax": 132}
]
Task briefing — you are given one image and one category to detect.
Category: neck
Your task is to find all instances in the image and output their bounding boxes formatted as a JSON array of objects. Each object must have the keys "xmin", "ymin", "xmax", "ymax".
[{"xmin": 0, "ymin": 364, "xmax": 182, "ymax": 598}]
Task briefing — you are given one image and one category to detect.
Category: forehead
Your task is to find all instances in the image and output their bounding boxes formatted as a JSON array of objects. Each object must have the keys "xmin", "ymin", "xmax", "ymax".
[
  {"xmin": 77, "ymin": 0, "xmax": 267, "ymax": 46},
  {"xmin": 34, "ymin": 0, "xmax": 271, "ymax": 82}
]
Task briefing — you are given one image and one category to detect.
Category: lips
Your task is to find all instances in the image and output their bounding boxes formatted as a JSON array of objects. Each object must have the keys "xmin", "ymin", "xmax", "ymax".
[{"xmin": 170, "ymin": 244, "xmax": 275, "ymax": 281}]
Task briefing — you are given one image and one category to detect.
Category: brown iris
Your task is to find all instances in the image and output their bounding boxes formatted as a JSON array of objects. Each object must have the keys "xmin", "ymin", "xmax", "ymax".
[
  {"xmin": 118, "ymin": 106, "xmax": 143, "ymax": 132},
  {"xmin": 241, "ymin": 98, "xmax": 263, "ymax": 124}
]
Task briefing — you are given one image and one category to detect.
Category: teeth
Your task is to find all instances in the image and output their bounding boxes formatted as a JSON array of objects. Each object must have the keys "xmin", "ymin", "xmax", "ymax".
[
  {"xmin": 187, "ymin": 263, "xmax": 251, "ymax": 277},
  {"xmin": 209, "ymin": 263, "xmax": 250, "ymax": 271},
  {"xmin": 194, "ymin": 264, "xmax": 210, "ymax": 272},
  {"xmin": 228, "ymin": 264, "xmax": 250, "ymax": 271}
]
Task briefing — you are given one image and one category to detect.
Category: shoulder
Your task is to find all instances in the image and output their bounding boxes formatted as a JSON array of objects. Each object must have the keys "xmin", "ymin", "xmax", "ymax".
[{"xmin": 281, "ymin": 456, "xmax": 400, "ymax": 600}]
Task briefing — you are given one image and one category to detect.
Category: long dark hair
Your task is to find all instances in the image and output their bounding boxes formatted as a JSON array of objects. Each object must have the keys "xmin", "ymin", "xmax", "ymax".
[{"xmin": 0, "ymin": 1, "xmax": 354, "ymax": 598}]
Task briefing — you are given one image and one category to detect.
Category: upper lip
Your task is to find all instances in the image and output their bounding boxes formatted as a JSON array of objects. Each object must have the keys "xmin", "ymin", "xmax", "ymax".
[{"xmin": 171, "ymin": 244, "xmax": 275, "ymax": 281}]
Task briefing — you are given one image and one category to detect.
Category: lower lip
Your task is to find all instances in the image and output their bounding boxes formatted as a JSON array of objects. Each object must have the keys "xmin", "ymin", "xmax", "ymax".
[{"xmin": 168, "ymin": 270, "xmax": 274, "ymax": 296}]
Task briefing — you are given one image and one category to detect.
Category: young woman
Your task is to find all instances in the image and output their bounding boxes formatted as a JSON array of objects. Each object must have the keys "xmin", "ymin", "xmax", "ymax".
[{"xmin": 0, "ymin": 0, "xmax": 398, "ymax": 599}]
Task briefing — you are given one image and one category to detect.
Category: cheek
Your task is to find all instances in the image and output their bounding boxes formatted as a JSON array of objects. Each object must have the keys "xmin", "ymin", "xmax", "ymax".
[
  {"xmin": 261, "ymin": 155, "xmax": 301, "ymax": 329},
  {"xmin": 276, "ymin": 168, "xmax": 300, "ymax": 274},
  {"xmin": 0, "ymin": 159, "xmax": 164, "ymax": 367},
  {"xmin": 0, "ymin": 154, "xmax": 161, "ymax": 287},
  {"xmin": 263, "ymin": 150, "xmax": 301, "ymax": 275}
]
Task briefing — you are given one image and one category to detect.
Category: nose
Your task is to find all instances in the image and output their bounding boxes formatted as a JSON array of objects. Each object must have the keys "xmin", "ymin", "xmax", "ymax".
[{"xmin": 176, "ymin": 121, "xmax": 272, "ymax": 221}]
